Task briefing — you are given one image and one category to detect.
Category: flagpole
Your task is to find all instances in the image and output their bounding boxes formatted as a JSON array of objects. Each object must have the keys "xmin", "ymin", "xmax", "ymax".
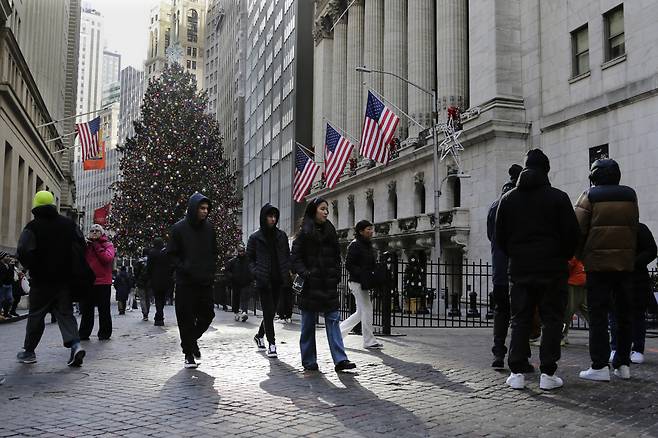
[
  {"xmin": 367, "ymin": 88, "xmax": 427, "ymax": 130},
  {"xmin": 36, "ymin": 106, "xmax": 110, "ymax": 128},
  {"xmin": 322, "ymin": 117, "xmax": 360, "ymax": 145},
  {"xmin": 294, "ymin": 141, "xmax": 316, "ymax": 158},
  {"xmin": 330, "ymin": 0, "xmax": 357, "ymax": 31}
]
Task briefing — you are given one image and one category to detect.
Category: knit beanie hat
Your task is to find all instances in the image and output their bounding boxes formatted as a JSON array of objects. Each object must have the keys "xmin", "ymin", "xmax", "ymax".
[
  {"xmin": 32, "ymin": 190, "xmax": 55, "ymax": 209},
  {"xmin": 355, "ymin": 220, "xmax": 373, "ymax": 234},
  {"xmin": 90, "ymin": 223, "xmax": 106, "ymax": 235},
  {"xmin": 524, "ymin": 149, "xmax": 550, "ymax": 174}
]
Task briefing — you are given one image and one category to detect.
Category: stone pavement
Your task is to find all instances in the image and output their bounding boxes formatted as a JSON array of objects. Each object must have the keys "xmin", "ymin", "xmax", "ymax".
[{"xmin": 1, "ymin": 305, "xmax": 658, "ymax": 437}]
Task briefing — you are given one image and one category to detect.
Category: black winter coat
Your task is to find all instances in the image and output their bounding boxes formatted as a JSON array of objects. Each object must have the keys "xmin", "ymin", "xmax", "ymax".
[
  {"xmin": 167, "ymin": 193, "xmax": 218, "ymax": 286},
  {"xmin": 247, "ymin": 204, "xmax": 291, "ymax": 289},
  {"xmin": 495, "ymin": 169, "xmax": 580, "ymax": 277},
  {"xmin": 147, "ymin": 246, "xmax": 174, "ymax": 291},
  {"xmin": 114, "ymin": 270, "xmax": 131, "ymax": 301},
  {"xmin": 487, "ymin": 180, "xmax": 516, "ymax": 286},
  {"xmin": 345, "ymin": 235, "xmax": 377, "ymax": 289},
  {"xmin": 226, "ymin": 254, "xmax": 253, "ymax": 288},
  {"xmin": 634, "ymin": 223, "xmax": 657, "ymax": 284},
  {"xmin": 291, "ymin": 218, "xmax": 341, "ymax": 312}
]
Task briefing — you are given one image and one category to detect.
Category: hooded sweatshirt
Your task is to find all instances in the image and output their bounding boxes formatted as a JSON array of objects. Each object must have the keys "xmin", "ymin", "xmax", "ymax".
[
  {"xmin": 167, "ymin": 193, "xmax": 218, "ymax": 286},
  {"xmin": 246, "ymin": 203, "xmax": 291, "ymax": 289}
]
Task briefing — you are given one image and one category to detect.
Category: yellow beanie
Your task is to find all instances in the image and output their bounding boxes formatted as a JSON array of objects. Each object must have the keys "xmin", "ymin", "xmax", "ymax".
[{"xmin": 32, "ymin": 190, "xmax": 55, "ymax": 209}]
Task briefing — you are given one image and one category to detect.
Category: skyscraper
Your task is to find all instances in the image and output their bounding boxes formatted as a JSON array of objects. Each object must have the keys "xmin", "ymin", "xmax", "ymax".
[
  {"xmin": 145, "ymin": 0, "xmax": 173, "ymax": 83},
  {"xmin": 76, "ymin": 6, "xmax": 105, "ymax": 121},
  {"xmin": 119, "ymin": 66, "xmax": 145, "ymax": 145},
  {"xmin": 171, "ymin": 0, "xmax": 207, "ymax": 90}
]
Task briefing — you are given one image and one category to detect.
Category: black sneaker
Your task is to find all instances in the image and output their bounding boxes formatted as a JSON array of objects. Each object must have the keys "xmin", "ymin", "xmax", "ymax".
[
  {"xmin": 254, "ymin": 335, "xmax": 266, "ymax": 350},
  {"xmin": 193, "ymin": 345, "xmax": 201, "ymax": 363},
  {"xmin": 184, "ymin": 354, "xmax": 198, "ymax": 369},
  {"xmin": 154, "ymin": 320, "xmax": 164, "ymax": 326},
  {"xmin": 67, "ymin": 344, "xmax": 86, "ymax": 367},
  {"xmin": 17, "ymin": 350, "xmax": 37, "ymax": 364},
  {"xmin": 142, "ymin": 316, "xmax": 148, "ymax": 321},
  {"xmin": 304, "ymin": 363, "xmax": 319, "ymax": 371},
  {"xmin": 491, "ymin": 357, "xmax": 505, "ymax": 370},
  {"xmin": 335, "ymin": 360, "xmax": 356, "ymax": 372}
]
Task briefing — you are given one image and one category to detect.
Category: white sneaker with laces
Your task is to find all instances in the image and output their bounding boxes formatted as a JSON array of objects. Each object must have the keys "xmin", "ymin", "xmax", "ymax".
[
  {"xmin": 540, "ymin": 373, "xmax": 563, "ymax": 390},
  {"xmin": 579, "ymin": 367, "xmax": 610, "ymax": 381},
  {"xmin": 609, "ymin": 350, "xmax": 616, "ymax": 363},
  {"xmin": 613, "ymin": 365, "xmax": 630, "ymax": 379},
  {"xmin": 630, "ymin": 351, "xmax": 644, "ymax": 364},
  {"xmin": 267, "ymin": 344, "xmax": 278, "ymax": 358},
  {"xmin": 506, "ymin": 372, "xmax": 525, "ymax": 389}
]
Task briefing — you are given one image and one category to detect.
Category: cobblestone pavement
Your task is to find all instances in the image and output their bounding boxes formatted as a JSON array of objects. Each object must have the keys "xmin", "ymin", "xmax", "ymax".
[{"xmin": 1, "ymin": 305, "xmax": 658, "ymax": 437}]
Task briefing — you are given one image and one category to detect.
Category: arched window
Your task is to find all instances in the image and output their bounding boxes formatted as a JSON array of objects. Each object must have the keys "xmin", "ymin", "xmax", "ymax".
[{"xmin": 187, "ymin": 9, "xmax": 198, "ymax": 42}]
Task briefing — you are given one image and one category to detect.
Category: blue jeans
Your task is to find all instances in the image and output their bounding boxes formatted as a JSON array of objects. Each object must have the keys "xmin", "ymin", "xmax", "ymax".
[
  {"xmin": 0, "ymin": 284, "xmax": 13, "ymax": 309},
  {"xmin": 300, "ymin": 309, "xmax": 348, "ymax": 368}
]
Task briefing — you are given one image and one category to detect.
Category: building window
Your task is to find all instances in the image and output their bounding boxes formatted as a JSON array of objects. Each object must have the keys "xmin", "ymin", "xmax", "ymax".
[
  {"xmin": 387, "ymin": 182, "xmax": 397, "ymax": 219},
  {"xmin": 589, "ymin": 144, "xmax": 609, "ymax": 167},
  {"xmin": 604, "ymin": 5, "xmax": 625, "ymax": 61},
  {"xmin": 187, "ymin": 46, "xmax": 192, "ymax": 56},
  {"xmin": 414, "ymin": 179, "xmax": 426, "ymax": 214},
  {"xmin": 192, "ymin": 61, "xmax": 197, "ymax": 69},
  {"xmin": 187, "ymin": 9, "xmax": 198, "ymax": 42},
  {"xmin": 186, "ymin": 59, "xmax": 191, "ymax": 69},
  {"xmin": 571, "ymin": 25, "xmax": 589, "ymax": 77}
]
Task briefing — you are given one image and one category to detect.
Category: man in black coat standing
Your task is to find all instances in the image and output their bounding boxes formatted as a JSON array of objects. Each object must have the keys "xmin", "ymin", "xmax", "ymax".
[
  {"xmin": 167, "ymin": 193, "xmax": 218, "ymax": 369},
  {"xmin": 496, "ymin": 149, "xmax": 580, "ymax": 390},
  {"xmin": 246, "ymin": 203, "xmax": 291, "ymax": 358},
  {"xmin": 147, "ymin": 238, "xmax": 173, "ymax": 326},
  {"xmin": 226, "ymin": 243, "xmax": 253, "ymax": 322}
]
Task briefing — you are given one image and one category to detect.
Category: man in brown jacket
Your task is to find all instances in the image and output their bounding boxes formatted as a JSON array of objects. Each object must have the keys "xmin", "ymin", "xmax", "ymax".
[{"xmin": 575, "ymin": 158, "xmax": 638, "ymax": 382}]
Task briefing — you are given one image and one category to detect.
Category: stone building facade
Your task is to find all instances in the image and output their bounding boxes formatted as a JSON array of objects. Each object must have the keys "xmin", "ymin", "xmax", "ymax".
[{"xmin": 310, "ymin": 0, "xmax": 658, "ymax": 270}]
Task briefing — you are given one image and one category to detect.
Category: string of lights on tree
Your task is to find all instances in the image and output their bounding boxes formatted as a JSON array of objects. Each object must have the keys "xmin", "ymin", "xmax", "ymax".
[{"xmin": 109, "ymin": 63, "xmax": 241, "ymax": 266}]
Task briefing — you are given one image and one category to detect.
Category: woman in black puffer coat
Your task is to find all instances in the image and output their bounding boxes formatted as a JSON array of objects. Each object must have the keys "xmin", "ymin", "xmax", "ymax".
[{"xmin": 291, "ymin": 198, "xmax": 356, "ymax": 372}]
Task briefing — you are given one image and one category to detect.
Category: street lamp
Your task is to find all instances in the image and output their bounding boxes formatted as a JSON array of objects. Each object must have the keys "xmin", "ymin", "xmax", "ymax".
[{"xmin": 356, "ymin": 65, "xmax": 445, "ymax": 260}]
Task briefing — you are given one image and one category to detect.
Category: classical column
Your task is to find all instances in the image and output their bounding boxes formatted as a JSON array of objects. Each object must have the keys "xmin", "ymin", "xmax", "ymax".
[
  {"xmin": 383, "ymin": 0, "xmax": 408, "ymax": 140},
  {"xmin": 312, "ymin": 12, "xmax": 334, "ymax": 159},
  {"xmin": 346, "ymin": 0, "xmax": 364, "ymax": 143},
  {"xmin": 363, "ymin": 0, "xmax": 384, "ymax": 94},
  {"xmin": 436, "ymin": 0, "xmax": 469, "ymax": 112},
  {"xmin": 331, "ymin": 13, "xmax": 348, "ymax": 132},
  {"xmin": 407, "ymin": 0, "xmax": 435, "ymax": 139}
]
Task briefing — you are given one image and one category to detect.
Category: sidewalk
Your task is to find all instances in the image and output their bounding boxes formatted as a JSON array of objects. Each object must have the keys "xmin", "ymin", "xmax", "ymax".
[{"xmin": 1, "ymin": 305, "xmax": 657, "ymax": 437}]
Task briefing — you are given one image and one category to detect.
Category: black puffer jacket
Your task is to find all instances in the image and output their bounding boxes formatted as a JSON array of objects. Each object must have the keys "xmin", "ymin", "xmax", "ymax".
[
  {"xmin": 495, "ymin": 168, "xmax": 580, "ymax": 276},
  {"xmin": 167, "ymin": 193, "xmax": 218, "ymax": 286},
  {"xmin": 246, "ymin": 204, "xmax": 291, "ymax": 289},
  {"xmin": 345, "ymin": 235, "xmax": 377, "ymax": 289},
  {"xmin": 291, "ymin": 217, "xmax": 341, "ymax": 312},
  {"xmin": 633, "ymin": 223, "xmax": 657, "ymax": 284}
]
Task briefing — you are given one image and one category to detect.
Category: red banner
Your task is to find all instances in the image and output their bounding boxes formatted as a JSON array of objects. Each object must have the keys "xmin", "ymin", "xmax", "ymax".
[
  {"xmin": 93, "ymin": 203, "xmax": 111, "ymax": 226},
  {"xmin": 83, "ymin": 139, "xmax": 105, "ymax": 170}
]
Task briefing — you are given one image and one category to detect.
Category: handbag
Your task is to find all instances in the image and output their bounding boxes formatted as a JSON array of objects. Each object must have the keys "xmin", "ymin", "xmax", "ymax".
[{"xmin": 20, "ymin": 275, "xmax": 30, "ymax": 295}]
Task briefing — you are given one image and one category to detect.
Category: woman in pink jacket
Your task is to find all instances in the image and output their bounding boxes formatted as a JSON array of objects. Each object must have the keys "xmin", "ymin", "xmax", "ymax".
[{"xmin": 79, "ymin": 224, "xmax": 116, "ymax": 340}]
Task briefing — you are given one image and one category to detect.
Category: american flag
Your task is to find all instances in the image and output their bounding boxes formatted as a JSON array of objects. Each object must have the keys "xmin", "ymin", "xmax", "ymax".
[
  {"xmin": 359, "ymin": 91, "xmax": 400, "ymax": 165},
  {"xmin": 324, "ymin": 124, "xmax": 354, "ymax": 189},
  {"xmin": 293, "ymin": 145, "xmax": 320, "ymax": 203},
  {"xmin": 75, "ymin": 116, "xmax": 102, "ymax": 160}
]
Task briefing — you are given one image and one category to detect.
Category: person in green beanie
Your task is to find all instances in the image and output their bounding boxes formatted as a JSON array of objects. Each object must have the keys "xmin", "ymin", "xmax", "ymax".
[{"xmin": 16, "ymin": 191, "xmax": 87, "ymax": 367}]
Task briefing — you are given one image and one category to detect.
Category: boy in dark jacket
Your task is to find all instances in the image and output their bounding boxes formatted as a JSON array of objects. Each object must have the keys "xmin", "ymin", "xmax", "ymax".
[
  {"xmin": 246, "ymin": 203, "xmax": 291, "ymax": 358},
  {"xmin": 167, "ymin": 193, "xmax": 218, "ymax": 369}
]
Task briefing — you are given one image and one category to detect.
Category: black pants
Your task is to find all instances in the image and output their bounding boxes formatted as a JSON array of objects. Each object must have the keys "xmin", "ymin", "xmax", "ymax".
[
  {"xmin": 508, "ymin": 274, "xmax": 567, "ymax": 376},
  {"xmin": 10, "ymin": 286, "xmax": 22, "ymax": 315},
  {"xmin": 79, "ymin": 285, "xmax": 112, "ymax": 340},
  {"xmin": 175, "ymin": 283, "xmax": 214, "ymax": 355},
  {"xmin": 587, "ymin": 272, "xmax": 633, "ymax": 369},
  {"xmin": 139, "ymin": 287, "xmax": 153, "ymax": 317},
  {"xmin": 277, "ymin": 286, "xmax": 293, "ymax": 319},
  {"xmin": 491, "ymin": 283, "xmax": 510, "ymax": 359},
  {"xmin": 231, "ymin": 284, "xmax": 252, "ymax": 313},
  {"xmin": 153, "ymin": 287, "xmax": 168, "ymax": 323},
  {"xmin": 24, "ymin": 286, "xmax": 80, "ymax": 351},
  {"xmin": 257, "ymin": 284, "xmax": 281, "ymax": 345},
  {"xmin": 610, "ymin": 279, "xmax": 649, "ymax": 354}
]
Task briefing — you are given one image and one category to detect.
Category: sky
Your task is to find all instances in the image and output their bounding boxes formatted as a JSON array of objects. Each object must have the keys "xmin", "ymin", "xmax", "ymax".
[{"xmin": 84, "ymin": 0, "xmax": 157, "ymax": 70}]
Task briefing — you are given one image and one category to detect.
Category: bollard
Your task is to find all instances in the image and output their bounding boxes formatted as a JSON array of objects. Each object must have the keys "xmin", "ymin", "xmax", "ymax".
[
  {"xmin": 467, "ymin": 285, "xmax": 481, "ymax": 318},
  {"xmin": 485, "ymin": 291, "xmax": 495, "ymax": 319},
  {"xmin": 448, "ymin": 288, "xmax": 462, "ymax": 317}
]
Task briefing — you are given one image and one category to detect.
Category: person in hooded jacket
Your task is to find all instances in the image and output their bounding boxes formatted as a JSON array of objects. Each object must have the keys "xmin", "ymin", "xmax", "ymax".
[
  {"xmin": 487, "ymin": 163, "xmax": 522, "ymax": 369},
  {"xmin": 608, "ymin": 222, "xmax": 656, "ymax": 365},
  {"xmin": 79, "ymin": 223, "xmax": 115, "ymax": 341},
  {"xmin": 114, "ymin": 266, "xmax": 131, "ymax": 315},
  {"xmin": 246, "ymin": 203, "xmax": 291, "ymax": 358},
  {"xmin": 226, "ymin": 242, "xmax": 253, "ymax": 322},
  {"xmin": 339, "ymin": 219, "xmax": 382, "ymax": 349},
  {"xmin": 16, "ymin": 191, "xmax": 86, "ymax": 366},
  {"xmin": 146, "ymin": 238, "xmax": 173, "ymax": 326},
  {"xmin": 167, "ymin": 193, "xmax": 218, "ymax": 369},
  {"xmin": 495, "ymin": 149, "xmax": 580, "ymax": 390},
  {"xmin": 291, "ymin": 198, "xmax": 356, "ymax": 373},
  {"xmin": 575, "ymin": 158, "xmax": 639, "ymax": 382}
]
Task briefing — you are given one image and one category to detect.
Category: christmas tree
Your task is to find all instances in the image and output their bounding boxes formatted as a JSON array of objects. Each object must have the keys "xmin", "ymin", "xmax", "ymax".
[{"xmin": 110, "ymin": 63, "xmax": 241, "ymax": 265}]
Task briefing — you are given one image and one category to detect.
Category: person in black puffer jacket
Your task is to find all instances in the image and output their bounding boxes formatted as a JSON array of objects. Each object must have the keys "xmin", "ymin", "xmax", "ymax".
[
  {"xmin": 291, "ymin": 198, "xmax": 355, "ymax": 373},
  {"xmin": 246, "ymin": 203, "xmax": 291, "ymax": 358},
  {"xmin": 339, "ymin": 220, "xmax": 382, "ymax": 349}
]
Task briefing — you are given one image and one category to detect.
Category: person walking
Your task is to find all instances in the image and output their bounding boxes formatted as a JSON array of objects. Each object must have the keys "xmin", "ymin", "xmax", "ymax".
[
  {"xmin": 167, "ymin": 192, "xmax": 218, "ymax": 369},
  {"xmin": 226, "ymin": 243, "xmax": 253, "ymax": 322},
  {"xmin": 16, "ymin": 191, "xmax": 87, "ymax": 366},
  {"xmin": 0, "ymin": 253, "xmax": 14, "ymax": 318},
  {"xmin": 487, "ymin": 164, "xmax": 522, "ymax": 369},
  {"xmin": 339, "ymin": 220, "xmax": 383, "ymax": 349},
  {"xmin": 114, "ymin": 266, "xmax": 131, "ymax": 315},
  {"xmin": 496, "ymin": 149, "xmax": 580, "ymax": 390},
  {"xmin": 562, "ymin": 257, "xmax": 589, "ymax": 345},
  {"xmin": 576, "ymin": 158, "xmax": 639, "ymax": 382},
  {"xmin": 608, "ymin": 222, "xmax": 656, "ymax": 364},
  {"xmin": 247, "ymin": 203, "xmax": 291, "ymax": 358},
  {"xmin": 146, "ymin": 238, "xmax": 173, "ymax": 326},
  {"xmin": 8, "ymin": 262, "xmax": 28, "ymax": 317},
  {"xmin": 292, "ymin": 198, "xmax": 356, "ymax": 373},
  {"xmin": 134, "ymin": 249, "xmax": 152, "ymax": 321},
  {"xmin": 79, "ymin": 224, "xmax": 115, "ymax": 341}
]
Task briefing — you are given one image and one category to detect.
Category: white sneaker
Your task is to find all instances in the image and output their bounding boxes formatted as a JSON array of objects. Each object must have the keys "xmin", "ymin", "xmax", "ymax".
[
  {"xmin": 241, "ymin": 311, "xmax": 249, "ymax": 322},
  {"xmin": 630, "ymin": 351, "xmax": 644, "ymax": 364},
  {"xmin": 579, "ymin": 367, "xmax": 610, "ymax": 381},
  {"xmin": 609, "ymin": 350, "xmax": 616, "ymax": 363},
  {"xmin": 266, "ymin": 344, "xmax": 278, "ymax": 358},
  {"xmin": 613, "ymin": 365, "xmax": 630, "ymax": 379},
  {"xmin": 506, "ymin": 372, "xmax": 525, "ymax": 389},
  {"xmin": 234, "ymin": 314, "xmax": 240, "ymax": 322},
  {"xmin": 540, "ymin": 373, "xmax": 563, "ymax": 390}
]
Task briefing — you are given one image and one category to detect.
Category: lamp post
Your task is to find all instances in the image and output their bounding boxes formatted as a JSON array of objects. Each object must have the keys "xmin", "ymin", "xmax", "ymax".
[{"xmin": 356, "ymin": 66, "xmax": 464, "ymax": 261}]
